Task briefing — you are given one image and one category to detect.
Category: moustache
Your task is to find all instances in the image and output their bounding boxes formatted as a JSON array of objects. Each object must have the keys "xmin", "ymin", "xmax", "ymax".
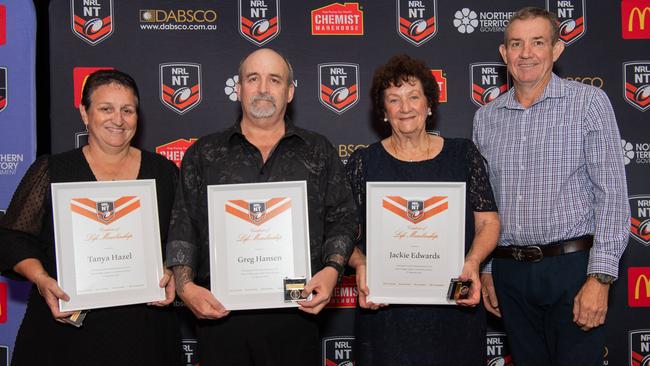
[{"xmin": 251, "ymin": 94, "xmax": 276, "ymax": 106}]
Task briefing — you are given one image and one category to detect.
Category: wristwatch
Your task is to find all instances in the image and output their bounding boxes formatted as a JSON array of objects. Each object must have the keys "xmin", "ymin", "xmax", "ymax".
[{"xmin": 588, "ymin": 273, "xmax": 616, "ymax": 285}]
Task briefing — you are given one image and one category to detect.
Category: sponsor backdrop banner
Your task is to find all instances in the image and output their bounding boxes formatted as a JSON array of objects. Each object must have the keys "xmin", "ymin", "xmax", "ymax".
[
  {"xmin": 1, "ymin": 0, "xmax": 644, "ymax": 364},
  {"xmin": 0, "ymin": 0, "xmax": 37, "ymax": 361}
]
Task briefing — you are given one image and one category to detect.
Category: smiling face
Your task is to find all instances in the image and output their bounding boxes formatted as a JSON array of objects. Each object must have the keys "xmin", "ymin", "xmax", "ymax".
[
  {"xmin": 236, "ymin": 49, "xmax": 295, "ymax": 121},
  {"xmin": 499, "ymin": 16, "xmax": 564, "ymax": 91},
  {"xmin": 80, "ymin": 83, "xmax": 138, "ymax": 151},
  {"xmin": 383, "ymin": 77, "xmax": 431, "ymax": 137}
]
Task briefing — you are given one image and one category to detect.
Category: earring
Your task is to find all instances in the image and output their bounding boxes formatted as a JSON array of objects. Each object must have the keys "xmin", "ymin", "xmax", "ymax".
[
  {"xmin": 428, "ymin": 110, "xmax": 432, "ymax": 116},
  {"xmin": 383, "ymin": 117, "xmax": 388, "ymax": 122},
  {"xmin": 84, "ymin": 124, "xmax": 89, "ymax": 133}
]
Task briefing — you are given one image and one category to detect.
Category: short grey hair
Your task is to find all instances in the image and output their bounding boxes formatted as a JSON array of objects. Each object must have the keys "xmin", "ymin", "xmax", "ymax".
[{"xmin": 504, "ymin": 7, "xmax": 560, "ymax": 46}]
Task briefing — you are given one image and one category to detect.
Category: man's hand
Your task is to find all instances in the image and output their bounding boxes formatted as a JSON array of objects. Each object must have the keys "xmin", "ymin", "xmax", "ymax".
[
  {"xmin": 480, "ymin": 273, "xmax": 501, "ymax": 317},
  {"xmin": 174, "ymin": 265, "xmax": 229, "ymax": 319},
  {"xmin": 150, "ymin": 268, "xmax": 175, "ymax": 306},
  {"xmin": 298, "ymin": 266, "xmax": 338, "ymax": 314},
  {"xmin": 34, "ymin": 271, "xmax": 74, "ymax": 320},
  {"xmin": 178, "ymin": 282, "xmax": 230, "ymax": 319},
  {"xmin": 456, "ymin": 259, "xmax": 481, "ymax": 307},
  {"xmin": 573, "ymin": 276, "xmax": 609, "ymax": 331}
]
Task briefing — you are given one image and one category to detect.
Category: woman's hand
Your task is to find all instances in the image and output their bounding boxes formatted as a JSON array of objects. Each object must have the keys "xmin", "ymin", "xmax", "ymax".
[
  {"xmin": 150, "ymin": 268, "xmax": 175, "ymax": 306},
  {"xmin": 34, "ymin": 271, "xmax": 74, "ymax": 320},
  {"xmin": 455, "ymin": 258, "xmax": 481, "ymax": 307}
]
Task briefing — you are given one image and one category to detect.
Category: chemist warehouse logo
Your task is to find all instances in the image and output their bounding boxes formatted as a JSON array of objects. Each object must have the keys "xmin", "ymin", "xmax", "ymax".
[
  {"xmin": 383, "ymin": 195, "xmax": 448, "ymax": 224},
  {"xmin": 239, "ymin": 0, "xmax": 280, "ymax": 46},
  {"xmin": 547, "ymin": 0, "xmax": 586, "ymax": 45},
  {"xmin": 470, "ymin": 63, "xmax": 510, "ymax": 107},
  {"xmin": 0, "ymin": 67, "xmax": 6, "ymax": 112},
  {"xmin": 630, "ymin": 195, "xmax": 650, "ymax": 246},
  {"xmin": 323, "ymin": 337, "xmax": 354, "ymax": 366},
  {"xmin": 629, "ymin": 330, "xmax": 650, "ymax": 366},
  {"xmin": 70, "ymin": 0, "xmax": 114, "ymax": 46},
  {"xmin": 624, "ymin": 61, "xmax": 650, "ymax": 112},
  {"xmin": 486, "ymin": 333, "xmax": 514, "ymax": 366},
  {"xmin": 311, "ymin": 2, "xmax": 363, "ymax": 35},
  {"xmin": 160, "ymin": 63, "xmax": 202, "ymax": 115},
  {"xmin": 156, "ymin": 138, "xmax": 197, "ymax": 168},
  {"xmin": 319, "ymin": 63, "xmax": 359, "ymax": 114},
  {"xmin": 397, "ymin": 0, "xmax": 437, "ymax": 46}
]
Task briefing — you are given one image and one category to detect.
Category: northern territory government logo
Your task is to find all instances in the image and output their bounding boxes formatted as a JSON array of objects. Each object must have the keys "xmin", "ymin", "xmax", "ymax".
[
  {"xmin": 397, "ymin": 0, "xmax": 437, "ymax": 46},
  {"xmin": 318, "ymin": 63, "xmax": 359, "ymax": 114},
  {"xmin": 470, "ymin": 63, "xmax": 510, "ymax": 107},
  {"xmin": 70, "ymin": 196, "xmax": 140, "ymax": 225},
  {"xmin": 383, "ymin": 195, "xmax": 448, "ymax": 223},
  {"xmin": 323, "ymin": 336, "xmax": 354, "ymax": 366},
  {"xmin": 239, "ymin": 0, "xmax": 280, "ymax": 46},
  {"xmin": 630, "ymin": 195, "xmax": 650, "ymax": 245},
  {"xmin": 622, "ymin": 0, "xmax": 650, "ymax": 39},
  {"xmin": 70, "ymin": 0, "xmax": 114, "ymax": 46},
  {"xmin": 486, "ymin": 333, "xmax": 514, "ymax": 366},
  {"xmin": 0, "ymin": 67, "xmax": 6, "ymax": 112},
  {"xmin": 546, "ymin": 0, "xmax": 586, "ymax": 45},
  {"xmin": 311, "ymin": 2, "xmax": 364, "ymax": 35},
  {"xmin": 624, "ymin": 61, "xmax": 650, "ymax": 112},
  {"xmin": 160, "ymin": 63, "xmax": 202, "ymax": 115},
  {"xmin": 226, "ymin": 197, "xmax": 291, "ymax": 226},
  {"xmin": 629, "ymin": 329, "xmax": 650, "ymax": 366}
]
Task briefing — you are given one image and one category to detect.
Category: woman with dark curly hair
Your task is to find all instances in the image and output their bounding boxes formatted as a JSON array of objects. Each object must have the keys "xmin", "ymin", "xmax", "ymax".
[{"xmin": 345, "ymin": 54, "xmax": 500, "ymax": 365}]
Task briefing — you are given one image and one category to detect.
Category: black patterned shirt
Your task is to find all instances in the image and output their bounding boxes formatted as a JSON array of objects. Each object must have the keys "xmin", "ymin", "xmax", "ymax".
[{"xmin": 166, "ymin": 120, "xmax": 357, "ymax": 286}]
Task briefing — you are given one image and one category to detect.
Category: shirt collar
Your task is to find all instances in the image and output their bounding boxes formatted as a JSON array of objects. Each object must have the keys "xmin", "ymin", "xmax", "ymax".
[
  {"xmin": 495, "ymin": 73, "xmax": 565, "ymax": 110},
  {"xmin": 226, "ymin": 118, "xmax": 307, "ymax": 143}
]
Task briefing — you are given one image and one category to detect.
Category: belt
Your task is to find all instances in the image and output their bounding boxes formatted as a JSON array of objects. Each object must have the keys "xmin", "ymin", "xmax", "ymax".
[{"xmin": 492, "ymin": 236, "xmax": 593, "ymax": 262}]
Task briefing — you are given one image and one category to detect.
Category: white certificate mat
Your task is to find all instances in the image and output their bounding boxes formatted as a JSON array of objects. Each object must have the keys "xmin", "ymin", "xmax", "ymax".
[
  {"xmin": 208, "ymin": 181, "xmax": 311, "ymax": 310},
  {"xmin": 52, "ymin": 180, "xmax": 165, "ymax": 311},
  {"xmin": 366, "ymin": 182, "xmax": 466, "ymax": 304}
]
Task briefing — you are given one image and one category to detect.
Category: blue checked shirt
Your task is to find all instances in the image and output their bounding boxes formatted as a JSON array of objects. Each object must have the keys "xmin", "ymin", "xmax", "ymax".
[{"xmin": 473, "ymin": 74, "xmax": 629, "ymax": 278}]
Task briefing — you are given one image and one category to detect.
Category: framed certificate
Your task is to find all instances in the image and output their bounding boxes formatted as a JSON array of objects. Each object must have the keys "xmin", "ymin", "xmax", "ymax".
[
  {"xmin": 366, "ymin": 182, "xmax": 466, "ymax": 304},
  {"xmin": 52, "ymin": 180, "xmax": 165, "ymax": 311},
  {"xmin": 207, "ymin": 181, "xmax": 312, "ymax": 310}
]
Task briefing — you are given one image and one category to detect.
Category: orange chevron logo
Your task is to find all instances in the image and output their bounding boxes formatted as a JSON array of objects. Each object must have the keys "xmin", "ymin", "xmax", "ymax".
[
  {"xmin": 70, "ymin": 196, "xmax": 140, "ymax": 225},
  {"xmin": 226, "ymin": 197, "xmax": 291, "ymax": 226},
  {"xmin": 382, "ymin": 195, "xmax": 448, "ymax": 224}
]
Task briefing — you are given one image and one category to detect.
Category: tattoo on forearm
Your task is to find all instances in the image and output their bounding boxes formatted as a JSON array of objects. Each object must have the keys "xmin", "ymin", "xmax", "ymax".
[{"xmin": 173, "ymin": 265, "xmax": 195, "ymax": 295}]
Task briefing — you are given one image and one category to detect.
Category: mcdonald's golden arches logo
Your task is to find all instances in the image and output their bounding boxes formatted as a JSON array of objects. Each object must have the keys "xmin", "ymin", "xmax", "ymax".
[
  {"xmin": 629, "ymin": 267, "xmax": 650, "ymax": 307},
  {"xmin": 622, "ymin": 0, "xmax": 650, "ymax": 39}
]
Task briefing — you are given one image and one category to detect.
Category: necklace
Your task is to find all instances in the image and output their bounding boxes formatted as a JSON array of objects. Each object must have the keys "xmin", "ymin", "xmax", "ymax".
[{"xmin": 390, "ymin": 135, "xmax": 431, "ymax": 162}]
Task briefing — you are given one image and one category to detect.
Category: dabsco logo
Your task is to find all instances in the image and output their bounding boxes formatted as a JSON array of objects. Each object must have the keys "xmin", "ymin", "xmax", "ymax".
[
  {"xmin": 311, "ymin": 2, "xmax": 363, "ymax": 35},
  {"xmin": 630, "ymin": 195, "xmax": 650, "ymax": 246},
  {"xmin": 397, "ymin": 0, "xmax": 437, "ymax": 46},
  {"xmin": 160, "ymin": 63, "xmax": 202, "ymax": 115},
  {"xmin": 486, "ymin": 333, "xmax": 514, "ymax": 366},
  {"xmin": 470, "ymin": 63, "xmax": 510, "ymax": 107},
  {"xmin": 546, "ymin": 0, "xmax": 586, "ymax": 45},
  {"xmin": 70, "ymin": 0, "xmax": 114, "ymax": 45},
  {"xmin": 622, "ymin": 0, "xmax": 650, "ymax": 39},
  {"xmin": 624, "ymin": 61, "xmax": 650, "ymax": 112},
  {"xmin": 629, "ymin": 267, "xmax": 650, "ymax": 307},
  {"xmin": 318, "ymin": 63, "xmax": 359, "ymax": 114},
  {"xmin": 239, "ymin": 0, "xmax": 280, "ymax": 46}
]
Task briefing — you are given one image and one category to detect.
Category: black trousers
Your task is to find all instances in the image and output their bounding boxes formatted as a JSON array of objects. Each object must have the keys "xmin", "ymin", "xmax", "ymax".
[
  {"xmin": 492, "ymin": 250, "xmax": 606, "ymax": 366},
  {"xmin": 196, "ymin": 309, "xmax": 319, "ymax": 366}
]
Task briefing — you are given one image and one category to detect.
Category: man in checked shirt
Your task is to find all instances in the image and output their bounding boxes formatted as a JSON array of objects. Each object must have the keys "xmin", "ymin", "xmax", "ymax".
[{"xmin": 472, "ymin": 7, "xmax": 630, "ymax": 366}]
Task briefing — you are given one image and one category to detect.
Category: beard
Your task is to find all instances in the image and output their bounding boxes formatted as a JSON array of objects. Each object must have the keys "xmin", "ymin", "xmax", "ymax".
[{"xmin": 248, "ymin": 93, "xmax": 277, "ymax": 118}]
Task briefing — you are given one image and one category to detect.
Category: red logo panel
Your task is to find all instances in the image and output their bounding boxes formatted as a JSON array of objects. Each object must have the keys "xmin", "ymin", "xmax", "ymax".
[
  {"xmin": 73, "ymin": 67, "xmax": 114, "ymax": 108},
  {"xmin": 629, "ymin": 267, "xmax": 650, "ymax": 307},
  {"xmin": 622, "ymin": 0, "xmax": 650, "ymax": 39},
  {"xmin": 0, "ymin": 282, "xmax": 7, "ymax": 323},
  {"xmin": 311, "ymin": 2, "xmax": 363, "ymax": 35},
  {"xmin": 0, "ymin": 5, "xmax": 6, "ymax": 46}
]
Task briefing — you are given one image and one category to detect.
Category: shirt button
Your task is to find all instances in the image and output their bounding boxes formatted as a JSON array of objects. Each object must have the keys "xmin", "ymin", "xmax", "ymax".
[
  {"xmin": 522, "ymin": 136, "xmax": 527, "ymax": 142},
  {"xmin": 517, "ymin": 195, "xmax": 522, "ymax": 201}
]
